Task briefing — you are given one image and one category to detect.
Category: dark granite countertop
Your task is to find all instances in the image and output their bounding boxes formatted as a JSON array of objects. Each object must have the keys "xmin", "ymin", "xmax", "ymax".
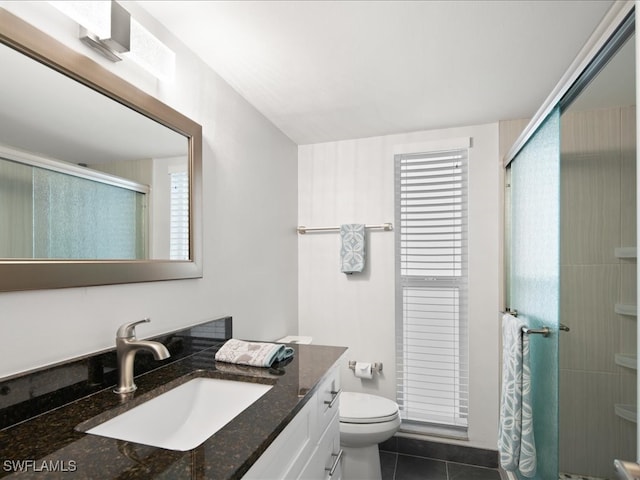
[{"xmin": 0, "ymin": 319, "xmax": 346, "ymax": 479}]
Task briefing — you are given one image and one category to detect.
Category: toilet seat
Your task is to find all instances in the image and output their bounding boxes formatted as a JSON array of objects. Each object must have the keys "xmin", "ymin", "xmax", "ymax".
[{"xmin": 340, "ymin": 391, "xmax": 399, "ymax": 424}]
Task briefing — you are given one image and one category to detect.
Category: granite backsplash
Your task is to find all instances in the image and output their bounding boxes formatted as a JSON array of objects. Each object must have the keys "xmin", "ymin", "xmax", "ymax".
[{"xmin": 0, "ymin": 317, "xmax": 232, "ymax": 430}]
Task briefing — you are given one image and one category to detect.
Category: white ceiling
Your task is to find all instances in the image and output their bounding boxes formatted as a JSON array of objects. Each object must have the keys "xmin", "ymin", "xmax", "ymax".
[{"xmin": 138, "ymin": 0, "xmax": 615, "ymax": 145}]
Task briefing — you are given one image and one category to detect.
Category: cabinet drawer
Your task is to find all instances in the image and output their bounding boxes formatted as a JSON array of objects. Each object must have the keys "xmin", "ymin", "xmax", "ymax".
[
  {"xmin": 298, "ymin": 410, "xmax": 341, "ymax": 480},
  {"xmin": 316, "ymin": 366, "xmax": 341, "ymax": 436}
]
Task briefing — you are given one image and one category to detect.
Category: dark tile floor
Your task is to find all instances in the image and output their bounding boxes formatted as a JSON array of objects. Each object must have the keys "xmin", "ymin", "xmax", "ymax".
[{"xmin": 381, "ymin": 451, "xmax": 502, "ymax": 480}]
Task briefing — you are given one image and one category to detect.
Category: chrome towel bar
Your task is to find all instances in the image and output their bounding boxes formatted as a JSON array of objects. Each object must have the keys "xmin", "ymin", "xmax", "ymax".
[
  {"xmin": 522, "ymin": 323, "xmax": 570, "ymax": 337},
  {"xmin": 297, "ymin": 223, "xmax": 393, "ymax": 234},
  {"xmin": 503, "ymin": 309, "xmax": 571, "ymax": 337},
  {"xmin": 522, "ymin": 326, "xmax": 551, "ymax": 337}
]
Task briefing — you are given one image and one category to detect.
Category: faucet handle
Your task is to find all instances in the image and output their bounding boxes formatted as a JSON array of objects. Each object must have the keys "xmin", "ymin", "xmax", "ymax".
[{"xmin": 116, "ymin": 318, "xmax": 150, "ymax": 339}]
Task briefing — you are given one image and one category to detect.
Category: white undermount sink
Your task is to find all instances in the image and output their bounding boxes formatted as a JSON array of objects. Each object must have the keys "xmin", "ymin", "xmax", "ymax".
[{"xmin": 85, "ymin": 377, "xmax": 272, "ymax": 451}]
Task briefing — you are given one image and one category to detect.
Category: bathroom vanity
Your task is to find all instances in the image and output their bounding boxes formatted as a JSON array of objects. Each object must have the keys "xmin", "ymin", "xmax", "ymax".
[
  {"xmin": 243, "ymin": 361, "xmax": 342, "ymax": 479},
  {"xmin": 0, "ymin": 318, "xmax": 346, "ymax": 479}
]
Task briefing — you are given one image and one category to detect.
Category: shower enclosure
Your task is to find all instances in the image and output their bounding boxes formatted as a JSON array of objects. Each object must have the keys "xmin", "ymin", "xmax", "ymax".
[
  {"xmin": 558, "ymin": 36, "xmax": 636, "ymax": 477},
  {"xmin": 503, "ymin": 5, "xmax": 636, "ymax": 479}
]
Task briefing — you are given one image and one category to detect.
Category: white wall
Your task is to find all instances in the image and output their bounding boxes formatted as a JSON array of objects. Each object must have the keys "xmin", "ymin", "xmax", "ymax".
[
  {"xmin": 298, "ymin": 123, "xmax": 501, "ymax": 449},
  {"xmin": 0, "ymin": 2, "xmax": 298, "ymax": 378}
]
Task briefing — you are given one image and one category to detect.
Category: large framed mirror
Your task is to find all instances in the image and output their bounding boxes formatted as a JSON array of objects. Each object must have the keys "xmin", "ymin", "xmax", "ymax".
[{"xmin": 0, "ymin": 9, "xmax": 202, "ymax": 291}]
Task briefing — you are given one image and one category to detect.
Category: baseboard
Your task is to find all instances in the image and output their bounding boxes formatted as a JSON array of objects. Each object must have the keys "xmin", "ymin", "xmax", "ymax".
[{"xmin": 379, "ymin": 435, "xmax": 499, "ymax": 469}]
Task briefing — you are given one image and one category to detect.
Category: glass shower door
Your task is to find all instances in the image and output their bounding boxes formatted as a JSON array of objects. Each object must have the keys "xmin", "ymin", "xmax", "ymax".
[{"xmin": 508, "ymin": 107, "xmax": 561, "ymax": 480}]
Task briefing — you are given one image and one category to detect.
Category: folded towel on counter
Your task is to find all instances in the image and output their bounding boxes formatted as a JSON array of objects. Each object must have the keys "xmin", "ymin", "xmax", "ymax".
[
  {"xmin": 214, "ymin": 339, "xmax": 294, "ymax": 368},
  {"xmin": 498, "ymin": 313, "xmax": 537, "ymax": 477},
  {"xmin": 340, "ymin": 224, "xmax": 366, "ymax": 274}
]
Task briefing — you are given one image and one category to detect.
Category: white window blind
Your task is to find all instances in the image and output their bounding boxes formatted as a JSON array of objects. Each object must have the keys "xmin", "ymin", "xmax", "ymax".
[
  {"xmin": 394, "ymin": 148, "xmax": 469, "ymax": 432},
  {"xmin": 169, "ymin": 169, "xmax": 189, "ymax": 260}
]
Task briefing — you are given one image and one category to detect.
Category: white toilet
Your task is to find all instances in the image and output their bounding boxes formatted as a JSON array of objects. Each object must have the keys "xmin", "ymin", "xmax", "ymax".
[
  {"xmin": 276, "ymin": 336, "xmax": 400, "ymax": 479},
  {"xmin": 339, "ymin": 391, "xmax": 401, "ymax": 480}
]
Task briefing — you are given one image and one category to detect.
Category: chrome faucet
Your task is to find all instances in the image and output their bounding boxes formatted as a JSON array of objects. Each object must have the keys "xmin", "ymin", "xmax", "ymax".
[{"xmin": 114, "ymin": 318, "xmax": 170, "ymax": 394}]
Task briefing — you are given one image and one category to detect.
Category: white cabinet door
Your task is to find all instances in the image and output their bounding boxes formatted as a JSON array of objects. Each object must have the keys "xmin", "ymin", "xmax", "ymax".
[
  {"xmin": 242, "ymin": 398, "xmax": 317, "ymax": 480},
  {"xmin": 298, "ymin": 411, "xmax": 342, "ymax": 480}
]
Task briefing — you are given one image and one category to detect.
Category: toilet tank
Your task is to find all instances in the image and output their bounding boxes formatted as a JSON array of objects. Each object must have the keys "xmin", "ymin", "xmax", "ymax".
[{"xmin": 277, "ymin": 336, "xmax": 313, "ymax": 344}]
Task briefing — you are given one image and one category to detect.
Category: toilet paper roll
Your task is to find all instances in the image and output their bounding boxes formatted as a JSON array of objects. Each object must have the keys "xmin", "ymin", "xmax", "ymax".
[{"xmin": 354, "ymin": 362, "xmax": 373, "ymax": 379}]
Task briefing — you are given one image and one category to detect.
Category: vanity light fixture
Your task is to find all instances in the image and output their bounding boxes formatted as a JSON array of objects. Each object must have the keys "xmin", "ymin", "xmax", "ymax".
[
  {"xmin": 49, "ymin": 0, "xmax": 175, "ymax": 80},
  {"xmin": 79, "ymin": 0, "xmax": 130, "ymax": 62},
  {"xmin": 49, "ymin": 1, "xmax": 112, "ymax": 39},
  {"xmin": 126, "ymin": 17, "xmax": 176, "ymax": 82}
]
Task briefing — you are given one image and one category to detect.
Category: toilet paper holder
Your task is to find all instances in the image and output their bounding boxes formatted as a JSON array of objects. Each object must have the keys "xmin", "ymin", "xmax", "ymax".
[{"xmin": 348, "ymin": 361, "xmax": 383, "ymax": 374}]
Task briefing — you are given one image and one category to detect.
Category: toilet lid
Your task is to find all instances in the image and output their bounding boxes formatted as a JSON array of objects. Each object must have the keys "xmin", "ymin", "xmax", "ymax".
[{"xmin": 340, "ymin": 392, "xmax": 399, "ymax": 424}]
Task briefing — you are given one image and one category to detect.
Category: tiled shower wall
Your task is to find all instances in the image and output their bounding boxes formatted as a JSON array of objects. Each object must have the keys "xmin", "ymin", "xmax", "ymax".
[{"xmin": 559, "ymin": 105, "xmax": 637, "ymax": 478}]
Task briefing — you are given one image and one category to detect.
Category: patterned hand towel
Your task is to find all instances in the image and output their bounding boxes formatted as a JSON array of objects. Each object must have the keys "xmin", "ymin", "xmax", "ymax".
[
  {"xmin": 215, "ymin": 339, "xmax": 294, "ymax": 368},
  {"xmin": 498, "ymin": 314, "xmax": 537, "ymax": 477},
  {"xmin": 340, "ymin": 224, "xmax": 366, "ymax": 274}
]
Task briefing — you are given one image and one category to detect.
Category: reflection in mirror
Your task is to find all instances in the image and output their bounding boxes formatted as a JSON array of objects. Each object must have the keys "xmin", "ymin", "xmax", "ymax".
[
  {"xmin": 0, "ymin": 39, "xmax": 189, "ymax": 261},
  {"xmin": 0, "ymin": 8, "xmax": 202, "ymax": 291}
]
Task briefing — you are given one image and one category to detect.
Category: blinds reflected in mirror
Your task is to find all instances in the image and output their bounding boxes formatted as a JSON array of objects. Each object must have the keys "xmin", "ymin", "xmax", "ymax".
[{"xmin": 169, "ymin": 169, "xmax": 189, "ymax": 260}]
